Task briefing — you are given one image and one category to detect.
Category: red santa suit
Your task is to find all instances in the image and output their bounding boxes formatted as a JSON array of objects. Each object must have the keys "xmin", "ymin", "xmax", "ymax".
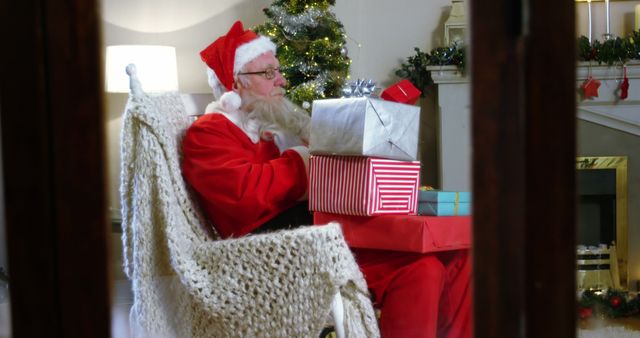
[
  {"xmin": 189, "ymin": 20, "xmax": 472, "ymax": 338},
  {"xmin": 182, "ymin": 108, "xmax": 472, "ymax": 338},
  {"xmin": 181, "ymin": 109, "xmax": 309, "ymax": 238},
  {"xmin": 354, "ymin": 248, "xmax": 472, "ymax": 338}
]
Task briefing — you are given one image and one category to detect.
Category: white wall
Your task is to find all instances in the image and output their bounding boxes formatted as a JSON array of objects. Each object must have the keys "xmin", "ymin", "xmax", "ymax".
[
  {"xmin": 102, "ymin": 0, "xmax": 451, "ymax": 216},
  {"xmin": 101, "ymin": 2, "xmax": 640, "ymax": 289},
  {"xmin": 334, "ymin": 0, "xmax": 451, "ymax": 87},
  {"xmin": 575, "ymin": 1, "xmax": 640, "ymax": 39}
]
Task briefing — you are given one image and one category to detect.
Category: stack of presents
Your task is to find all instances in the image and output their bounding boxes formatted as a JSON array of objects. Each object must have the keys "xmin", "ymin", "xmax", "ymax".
[{"xmin": 308, "ymin": 80, "xmax": 472, "ymax": 253}]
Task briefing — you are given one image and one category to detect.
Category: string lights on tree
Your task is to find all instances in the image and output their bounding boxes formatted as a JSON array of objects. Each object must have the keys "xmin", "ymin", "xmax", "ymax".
[{"xmin": 254, "ymin": 0, "xmax": 350, "ymax": 108}]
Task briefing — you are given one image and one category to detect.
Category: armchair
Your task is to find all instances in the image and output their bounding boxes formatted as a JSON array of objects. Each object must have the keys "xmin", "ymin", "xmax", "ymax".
[{"xmin": 119, "ymin": 65, "xmax": 379, "ymax": 337}]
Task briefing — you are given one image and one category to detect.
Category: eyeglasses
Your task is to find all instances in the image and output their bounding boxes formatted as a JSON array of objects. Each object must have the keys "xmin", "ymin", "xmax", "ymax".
[{"xmin": 237, "ymin": 66, "xmax": 281, "ymax": 80}]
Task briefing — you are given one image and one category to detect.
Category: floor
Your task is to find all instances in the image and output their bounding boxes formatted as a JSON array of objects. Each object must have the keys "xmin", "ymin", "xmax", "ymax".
[
  {"xmin": 112, "ymin": 279, "xmax": 134, "ymax": 338},
  {"xmin": 1, "ymin": 231, "xmax": 638, "ymax": 337},
  {"xmin": 579, "ymin": 316, "xmax": 640, "ymax": 330},
  {"xmin": 579, "ymin": 327, "xmax": 640, "ymax": 338},
  {"xmin": 95, "ymin": 291, "xmax": 640, "ymax": 338},
  {"xmin": 0, "ymin": 280, "xmax": 133, "ymax": 338},
  {"xmin": 2, "ymin": 286, "xmax": 640, "ymax": 337},
  {"xmin": 0, "ymin": 284, "xmax": 9, "ymax": 338},
  {"xmin": 111, "ymin": 231, "xmax": 134, "ymax": 338}
]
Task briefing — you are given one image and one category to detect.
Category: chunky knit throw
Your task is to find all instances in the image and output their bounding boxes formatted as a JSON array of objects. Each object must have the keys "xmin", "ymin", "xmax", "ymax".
[{"xmin": 120, "ymin": 70, "xmax": 379, "ymax": 337}]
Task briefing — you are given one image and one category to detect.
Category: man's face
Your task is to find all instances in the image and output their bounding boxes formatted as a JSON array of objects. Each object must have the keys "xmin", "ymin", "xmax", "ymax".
[{"xmin": 237, "ymin": 52, "xmax": 287, "ymax": 99}]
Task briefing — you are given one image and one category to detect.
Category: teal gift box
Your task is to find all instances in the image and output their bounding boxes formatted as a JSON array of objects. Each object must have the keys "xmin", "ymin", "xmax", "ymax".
[{"xmin": 418, "ymin": 190, "xmax": 471, "ymax": 216}]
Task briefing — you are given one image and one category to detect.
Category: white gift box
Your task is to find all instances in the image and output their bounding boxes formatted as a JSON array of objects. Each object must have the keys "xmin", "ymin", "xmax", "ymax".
[{"xmin": 310, "ymin": 97, "xmax": 420, "ymax": 161}]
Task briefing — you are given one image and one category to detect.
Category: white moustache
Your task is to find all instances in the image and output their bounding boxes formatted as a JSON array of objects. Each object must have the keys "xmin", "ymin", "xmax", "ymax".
[{"xmin": 271, "ymin": 88, "xmax": 285, "ymax": 97}]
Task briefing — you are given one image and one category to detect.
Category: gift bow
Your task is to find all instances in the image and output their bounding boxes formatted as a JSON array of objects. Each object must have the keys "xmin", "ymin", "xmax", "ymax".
[{"xmin": 342, "ymin": 79, "xmax": 377, "ymax": 98}]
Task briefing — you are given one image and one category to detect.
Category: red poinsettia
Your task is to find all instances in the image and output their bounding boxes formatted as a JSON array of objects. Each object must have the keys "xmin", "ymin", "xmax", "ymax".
[
  {"xmin": 579, "ymin": 307, "xmax": 593, "ymax": 319},
  {"xmin": 610, "ymin": 296, "xmax": 622, "ymax": 308}
]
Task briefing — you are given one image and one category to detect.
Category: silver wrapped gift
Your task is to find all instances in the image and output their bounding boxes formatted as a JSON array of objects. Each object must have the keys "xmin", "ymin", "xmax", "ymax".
[{"xmin": 310, "ymin": 97, "xmax": 420, "ymax": 161}]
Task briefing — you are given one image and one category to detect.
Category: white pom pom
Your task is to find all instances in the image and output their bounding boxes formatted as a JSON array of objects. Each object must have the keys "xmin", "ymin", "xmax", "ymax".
[
  {"xmin": 302, "ymin": 101, "xmax": 311, "ymax": 110},
  {"xmin": 220, "ymin": 91, "xmax": 241, "ymax": 112}
]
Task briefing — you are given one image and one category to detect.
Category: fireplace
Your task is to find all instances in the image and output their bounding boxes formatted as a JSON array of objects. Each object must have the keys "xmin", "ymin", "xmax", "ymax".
[
  {"xmin": 576, "ymin": 156, "xmax": 628, "ymax": 288},
  {"xmin": 428, "ymin": 62, "xmax": 639, "ymax": 290}
]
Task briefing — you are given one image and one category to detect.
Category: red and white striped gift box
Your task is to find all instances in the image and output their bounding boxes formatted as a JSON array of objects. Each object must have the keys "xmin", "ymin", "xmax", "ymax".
[{"xmin": 309, "ymin": 155, "xmax": 421, "ymax": 216}]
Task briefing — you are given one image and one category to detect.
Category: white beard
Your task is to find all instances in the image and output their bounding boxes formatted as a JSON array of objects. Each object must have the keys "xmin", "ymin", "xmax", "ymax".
[{"xmin": 240, "ymin": 93, "xmax": 311, "ymax": 145}]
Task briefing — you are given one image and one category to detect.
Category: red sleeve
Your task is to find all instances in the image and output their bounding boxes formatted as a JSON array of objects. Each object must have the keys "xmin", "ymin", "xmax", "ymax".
[{"xmin": 181, "ymin": 114, "xmax": 309, "ymax": 238}]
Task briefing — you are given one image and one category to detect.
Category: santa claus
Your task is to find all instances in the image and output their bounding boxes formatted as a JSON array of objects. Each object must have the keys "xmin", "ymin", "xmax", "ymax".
[
  {"xmin": 182, "ymin": 20, "xmax": 471, "ymax": 338},
  {"xmin": 182, "ymin": 20, "xmax": 312, "ymax": 238}
]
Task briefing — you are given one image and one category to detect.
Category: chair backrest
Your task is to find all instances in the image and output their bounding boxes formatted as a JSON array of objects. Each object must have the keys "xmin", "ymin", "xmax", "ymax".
[
  {"xmin": 120, "ymin": 65, "xmax": 225, "ymax": 336},
  {"xmin": 121, "ymin": 65, "xmax": 218, "ymax": 241},
  {"xmin": 120, "ymin": 64, "xmax": 221, "ymax": 287},
  {"xmin": 119, "ymin": 65, "xmax": 379, "ymax": 338}
]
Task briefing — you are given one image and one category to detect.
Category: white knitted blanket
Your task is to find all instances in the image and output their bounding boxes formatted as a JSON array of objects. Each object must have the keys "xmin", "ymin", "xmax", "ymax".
[{"xmin": 120, "ymin": 87, "xmax": 379, "ymax": 337}]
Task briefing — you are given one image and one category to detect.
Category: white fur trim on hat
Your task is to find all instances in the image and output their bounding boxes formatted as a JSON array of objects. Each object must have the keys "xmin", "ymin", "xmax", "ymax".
[
  {"xmin": 219, "ymin": 91, "xmax": 242, "ymax": 112},
  {"xmin": 233, "ymin": 36, "xmax": 277, "ymax": 73},
  {"xmin": 206, "ymin": 35, "xmax": 276, "ymax": 107}
]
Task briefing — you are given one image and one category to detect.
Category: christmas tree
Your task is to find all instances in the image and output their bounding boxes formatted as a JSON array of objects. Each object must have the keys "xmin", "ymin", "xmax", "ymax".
[{"xmin": 254, "ymin": 0, "xmax": 350, "ymax": 108}]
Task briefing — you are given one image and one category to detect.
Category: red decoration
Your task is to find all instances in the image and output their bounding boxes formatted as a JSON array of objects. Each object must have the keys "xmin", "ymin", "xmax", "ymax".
[
  {"xmin": 610, "ymin": 296, "xmax": 622, "ymax": 308},
  {"xmin": 619, "ymin": 67, "xmax": 629, "ymax": 100},
  {"xmin": 381, "ymin": 79, "xmax": 421, "ymax": 105},
  {"xmin": 581, "ymin": 76, "xmax": 601, "ymax": 99},
  {"xmin": 579, "ymin": 307, "xmax": 593, "ymax": 319}
]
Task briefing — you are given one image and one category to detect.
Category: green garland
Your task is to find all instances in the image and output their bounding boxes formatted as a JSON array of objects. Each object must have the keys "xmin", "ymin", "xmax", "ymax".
[
  {"xmin": 578, "ymin": 289, "xmax": 640, "ymax": 319},
  {"xmin": 396, "ymin": 29, "xmax": 640, "ymax": 96},
  {"xmin": 578, "ymin": 30, "xmax": 640, "ymax": 65},
  {"xmin": 395, "ymin": 45, "xmax": 466, "ymax": 97}
]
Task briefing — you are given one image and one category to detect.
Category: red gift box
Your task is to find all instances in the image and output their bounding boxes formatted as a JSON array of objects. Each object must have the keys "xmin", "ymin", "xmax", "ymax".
[
  {"xmin": 309, "ymin": 155, "xmax": 420, "ymax": 216},
  {"xmin": 314, "ymin": 212, "xmax": 471, "ymax": 253},
  {"xmin": 380, "ymin": 79, "xmax": 421, "ymax": 105}
]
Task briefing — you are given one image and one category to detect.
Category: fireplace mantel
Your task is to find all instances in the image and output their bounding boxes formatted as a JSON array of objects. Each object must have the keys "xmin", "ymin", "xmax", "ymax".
[
  {"xmin": 576, "ymin": 61, "xmax": 640, "ymax": 137},
  {"xmin": 427, "ymin": 61, "xmax": 640, "ymax": 191}
]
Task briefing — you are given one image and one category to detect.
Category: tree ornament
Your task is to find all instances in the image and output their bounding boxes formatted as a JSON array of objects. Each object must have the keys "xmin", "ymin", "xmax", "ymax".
[
  {"xmin": 579, "ymin": 307, "xmax": 593, "ymax": 319},
  {"xmin": 581, "ymin": 76, "xmax": 601, "ymax": 99},
  {"xmin": 619, "ymin": 65, "xmax": 629, "ymax": 100},
  {"xmin": 610, "ymin": 296, "xmax": 622, "ymax": 308}
]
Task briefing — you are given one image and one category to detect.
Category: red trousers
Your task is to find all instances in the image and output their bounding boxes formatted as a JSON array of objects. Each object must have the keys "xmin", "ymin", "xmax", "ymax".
[{"xmin": 352, "ymin": 249, "xmax": 472, "ymax": 338}]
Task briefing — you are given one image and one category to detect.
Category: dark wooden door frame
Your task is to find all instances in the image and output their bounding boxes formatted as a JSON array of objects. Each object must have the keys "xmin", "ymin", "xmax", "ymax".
[
  {"xmin": 472, "ymin": 1, "xmax": 576, "ymax": 337},
  {"xmin": 1, "ymin": 0, "xmax": 111, "ymax": 337},
  {"xmin": 1, "ymin": 0, "xmax": 576, "ymax": 337}
]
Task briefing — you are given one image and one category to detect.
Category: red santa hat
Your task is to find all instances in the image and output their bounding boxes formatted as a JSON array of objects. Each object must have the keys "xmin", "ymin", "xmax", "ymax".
[{"xmin": 200, "ymin": 20, "xmax": 277, "ymax": 112}]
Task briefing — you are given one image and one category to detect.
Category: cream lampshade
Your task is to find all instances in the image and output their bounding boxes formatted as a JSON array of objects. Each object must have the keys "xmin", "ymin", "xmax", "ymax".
[{"xmin": 105, "ymin": 45, "xmax": 178, "ymax": 92}]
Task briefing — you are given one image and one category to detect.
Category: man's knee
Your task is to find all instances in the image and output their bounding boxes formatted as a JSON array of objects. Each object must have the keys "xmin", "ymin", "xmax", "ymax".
[
  {"xmin": 444, "ymin": 250, "xmax": 471, "ymax": 282},
  {"xmin": 402, "ymin": 254, "xmax": 446, "ymax": 285}
]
